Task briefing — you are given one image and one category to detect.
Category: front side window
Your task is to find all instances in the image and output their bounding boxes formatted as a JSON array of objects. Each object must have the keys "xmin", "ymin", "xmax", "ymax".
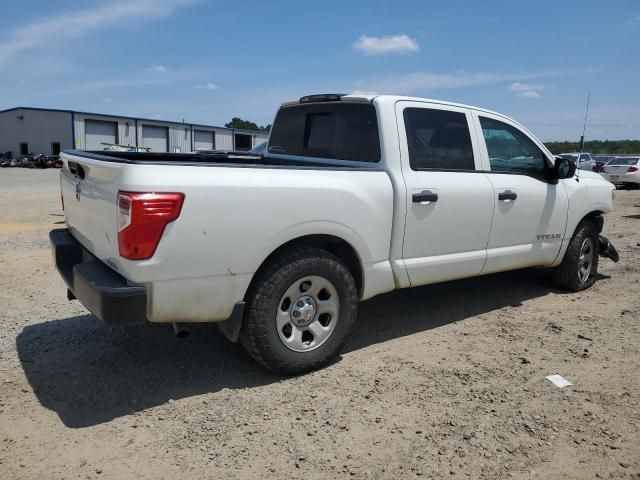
[
  {"xmin": 268, "ymin": 102, "xmax": 380, "ymax": 162},
  {"xmin": 403, "ymin": 108, "xmax": 475, "ymax": 171},
  {"xmin": 479, "ymin": 117, "xmax": 547, "ymax": 178}
]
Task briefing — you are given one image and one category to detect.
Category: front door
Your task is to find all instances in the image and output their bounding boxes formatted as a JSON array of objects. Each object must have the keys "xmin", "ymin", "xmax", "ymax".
[
  {"xmin": 473, "ymin": 113, "xmax": 568, "ymax": 273},
  {"xmin": 396, "ymin": 101, "xmax": 494, "ymax": 286}
]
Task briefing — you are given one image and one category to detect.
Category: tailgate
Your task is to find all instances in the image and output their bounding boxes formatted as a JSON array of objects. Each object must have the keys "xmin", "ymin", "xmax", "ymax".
[{"xmin": 61, "ymin": 151, "xmax": 124, "ymax": 261}]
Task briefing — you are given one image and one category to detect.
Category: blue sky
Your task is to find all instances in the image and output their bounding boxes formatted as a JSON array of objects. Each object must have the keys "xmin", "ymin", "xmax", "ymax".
[{"xmin": 0, "ymin": 0, "xmax": 638, "ymax": 141}]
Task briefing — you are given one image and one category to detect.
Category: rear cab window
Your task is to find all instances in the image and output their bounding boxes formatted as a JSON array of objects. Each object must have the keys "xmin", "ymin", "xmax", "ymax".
[{"xmin": 268, "ymin": 102, "xmax": 381, "ymax": 163}]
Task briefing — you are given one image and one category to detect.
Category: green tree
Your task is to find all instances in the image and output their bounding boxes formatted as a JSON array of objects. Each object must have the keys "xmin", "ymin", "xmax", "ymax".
[
  {"xmin": 225, "ymin": 117, "xmax": 271, "ymax": 132},
  {"xmin": 544, "ymin": 140, "xmax": 640, "ymax": 155}
]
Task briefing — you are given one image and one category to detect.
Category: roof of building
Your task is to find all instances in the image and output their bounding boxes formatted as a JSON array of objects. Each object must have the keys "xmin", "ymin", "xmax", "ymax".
[{"xmin": 0, "ymin": 106, "xmax": 269, "ymax": 136}]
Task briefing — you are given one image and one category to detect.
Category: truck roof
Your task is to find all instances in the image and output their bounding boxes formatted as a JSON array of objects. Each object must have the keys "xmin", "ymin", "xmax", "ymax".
[
  {"xmin": 343, "ymin": 93, "xmax": 505, "ymax": 117},
  {"xmin": 281, "ymin": 93, "xmax": 529, "ymax": 137}
]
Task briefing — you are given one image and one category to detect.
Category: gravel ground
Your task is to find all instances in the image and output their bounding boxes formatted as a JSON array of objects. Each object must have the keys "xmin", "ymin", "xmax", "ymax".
[{"xmin": 0, "ymin": 168, "xmax": 639, "ymax": 480}]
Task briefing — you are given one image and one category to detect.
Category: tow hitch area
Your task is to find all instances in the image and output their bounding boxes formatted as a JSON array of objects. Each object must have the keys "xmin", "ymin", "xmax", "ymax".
[{"xmin": 599, "ymin": 235, "xmax": 619, "ymax": 263}]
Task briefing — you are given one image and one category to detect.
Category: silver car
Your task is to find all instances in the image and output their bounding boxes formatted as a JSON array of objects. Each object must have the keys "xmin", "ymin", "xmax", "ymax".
[{"xmin": 559, "ymin": 152, "xmax": 596, "ymax": 171}]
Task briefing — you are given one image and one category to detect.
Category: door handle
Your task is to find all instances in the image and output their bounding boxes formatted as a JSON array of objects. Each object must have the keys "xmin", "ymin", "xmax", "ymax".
[
  {"xmin": 412, "ymin": 191, "xmax": 438, "ymax": 203},
  {"xmin": 498, "ymin": 190, "xmax": 517, "ymax": 201}
]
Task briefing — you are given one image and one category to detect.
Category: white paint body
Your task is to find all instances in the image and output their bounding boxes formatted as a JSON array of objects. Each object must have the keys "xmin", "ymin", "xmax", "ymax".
[{"xmin": 60, "ymin": 95, "xmax": 615, "ymax": 324}]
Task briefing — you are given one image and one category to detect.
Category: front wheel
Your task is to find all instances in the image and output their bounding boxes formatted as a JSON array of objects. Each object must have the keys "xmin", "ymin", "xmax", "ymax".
[
  {"xmin": 241, "ymin": 247, "xmax": 358, "ymax": 375},
  {"xmin": 552, "ymin": 221, "xmax": 599, "ymax": 292}
]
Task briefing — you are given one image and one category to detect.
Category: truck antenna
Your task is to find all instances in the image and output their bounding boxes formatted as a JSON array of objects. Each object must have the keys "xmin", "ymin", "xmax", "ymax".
[{"xmin": 576, "ymin": 91, "xmax": 591, "ymax": 182}]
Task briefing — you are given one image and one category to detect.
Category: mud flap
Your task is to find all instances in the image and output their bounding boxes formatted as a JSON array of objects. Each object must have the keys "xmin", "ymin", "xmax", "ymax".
[{"xmin": 217, "ymin": 302, "xmax": 245, "ymax": 342}]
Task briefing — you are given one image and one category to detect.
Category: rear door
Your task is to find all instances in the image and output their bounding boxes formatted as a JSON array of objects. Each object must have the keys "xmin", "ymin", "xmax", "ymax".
[
  {"xmin": 473, "ymin": 112, "xmax": 568, "ymax": 272},
  {"xmin": 396, "ymin": 101, "xmax": 494, "ymax": 286}
]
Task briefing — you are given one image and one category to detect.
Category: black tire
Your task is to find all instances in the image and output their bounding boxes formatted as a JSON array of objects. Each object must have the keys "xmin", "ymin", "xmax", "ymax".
[
  {"xmin": 240, "ymin": 247, "xmax": 358, "ymax": 375},
  {"xmin": 552, "ymin": 221, "xmax": 599, "ymax": 292}
]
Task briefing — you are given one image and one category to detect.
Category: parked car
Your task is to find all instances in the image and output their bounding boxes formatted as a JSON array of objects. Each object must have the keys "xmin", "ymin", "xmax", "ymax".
[
  {"xmin": 559, "ymin": 152, "xmax": 596, "ymax": 171},
  {"xmin": 593, "ymin": 155, "xmax": 617, "ymax": 172},
  {"xmin": 51, "ymin": 93, "xmax": 618, "ymax": 374},
  {"xmin": 602, "ymin": 156, "xmax": 640, "ymax": 188}
]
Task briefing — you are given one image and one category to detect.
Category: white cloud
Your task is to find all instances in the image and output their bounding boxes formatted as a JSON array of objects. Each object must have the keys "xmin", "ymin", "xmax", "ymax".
[
  {"xmin": 356, "ymin": 70, "xmax": 572, "ymax": 95},
  {"xmin": 103, "ymin": 97, "xmax": 113, "ymax": 103},
  {"xmin": 152, "ymin": 113, "xmax": 163, "ymax": 120},
  {"xmin": 508, "ymin": 82, "xmax": 550, "ymax": 98},
  {"xmin": 0, "ymin": 0, "xmax": 199, "ymax": 65},
  {"xmin": 195, "ymin": 82, "xmax": 219, "ymax": 91},
  {"xmin": 628, "ymin": 14, "xmax": 640, "ymax": 26},
  {"xmin": 353, "ymin": 34, "xmax": 419, "ymax": 56},
  {"xmin": 149, "ymin": 64, "xmax": 167, "ymax": 73}
]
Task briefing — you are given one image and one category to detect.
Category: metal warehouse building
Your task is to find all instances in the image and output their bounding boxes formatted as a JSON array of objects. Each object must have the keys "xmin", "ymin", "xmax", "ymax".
[{"xmin": 0, "ymin": 107, "xmax": 269, "ymax": 156}]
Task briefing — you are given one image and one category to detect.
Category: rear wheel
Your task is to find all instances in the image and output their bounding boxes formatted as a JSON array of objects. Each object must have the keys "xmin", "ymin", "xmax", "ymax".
[
  {"xmin": 241, "ymin": 247, "xmax": 358, "ymax": 375},
  {"xmin": 552, "ymin": 221, "xmax": 599, "ymax": 291}
]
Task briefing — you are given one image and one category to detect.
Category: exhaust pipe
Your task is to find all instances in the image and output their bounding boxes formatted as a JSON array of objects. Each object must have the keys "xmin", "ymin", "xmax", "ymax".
[
  {"xmin": 598, "ymin": 235, "xmax": 619, "ymax": 263},
  {"xmin": 172, "ymin": 323, "xmax": 190, "ymax": 339}
]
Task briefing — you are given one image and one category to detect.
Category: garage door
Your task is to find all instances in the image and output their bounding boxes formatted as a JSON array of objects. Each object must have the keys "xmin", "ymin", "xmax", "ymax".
[
  {"xmin": 234, "ymin": 133, "xmax": 253, "ymax": 151},
  {"xmin": 194, "ymin": 130, "xmax": 215, "ymax": 151},
  {"xmin": 85, "ymin": 120, "xmax": 117, "ymax": 150},
  {"xmin": 142, "ymin": 125, "xmax": 169, "ymax": 152}
]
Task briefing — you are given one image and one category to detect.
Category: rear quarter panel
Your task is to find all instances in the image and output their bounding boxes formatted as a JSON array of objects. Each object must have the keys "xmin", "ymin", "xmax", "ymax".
[{"xmin": 111, "ymin": 164, "xmax": 395, "ymax": 321}]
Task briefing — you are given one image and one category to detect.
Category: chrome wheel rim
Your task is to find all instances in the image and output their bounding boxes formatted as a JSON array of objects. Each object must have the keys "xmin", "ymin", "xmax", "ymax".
[
  {"xmin": 578, "ymin": 237, "xmax": 594, "ymax": 284},
  {"xmin": 276, "ymin": 275, "xmax": 339, "ymax": 352}
]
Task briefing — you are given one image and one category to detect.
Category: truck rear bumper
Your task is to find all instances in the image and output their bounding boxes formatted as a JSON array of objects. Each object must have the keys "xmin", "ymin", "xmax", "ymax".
[{"xmin": 49, "ymin": 228, "xmax": 147, "ymax": 327}]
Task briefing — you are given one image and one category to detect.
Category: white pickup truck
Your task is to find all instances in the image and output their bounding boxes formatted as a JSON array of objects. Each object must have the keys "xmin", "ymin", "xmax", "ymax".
[{"xmin": 51, "ymin": 93, "xmax": 619, "ymax": 374}]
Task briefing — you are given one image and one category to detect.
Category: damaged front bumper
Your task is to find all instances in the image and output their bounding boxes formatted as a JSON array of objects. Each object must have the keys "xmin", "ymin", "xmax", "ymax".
[{"xmin": 598, "ymin": 235, "xmax": 619, "ymax": 263}]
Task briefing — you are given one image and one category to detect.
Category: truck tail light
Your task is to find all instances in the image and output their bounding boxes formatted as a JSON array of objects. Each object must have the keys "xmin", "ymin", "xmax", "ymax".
[
  {"xmin": 628, "ymin": 166, "xmax": 638, "ymax": 173},
  {"xmin": 117, "ymin": 191, "xmax": 184, "ymax": 260}
]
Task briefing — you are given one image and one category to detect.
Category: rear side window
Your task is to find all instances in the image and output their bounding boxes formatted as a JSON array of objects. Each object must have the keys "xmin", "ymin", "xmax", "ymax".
[
  {"xmin": 479, "ymin": 116, "xmax": 547, "ymax": 178},
  {"xmin": 609, "ymin": 157, "xmax": 640, "ymax": 166},
  {"xmin": 403, "ymin": 108, "xmax": 475, "ymax": 170},
  {"xmin": 268, "ymin": 103, "xmax": 380, "ymax": 162}
]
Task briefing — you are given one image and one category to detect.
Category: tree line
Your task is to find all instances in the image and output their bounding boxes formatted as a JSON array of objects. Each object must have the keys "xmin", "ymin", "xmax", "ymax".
[
  {"xmin": 225, "ymin": 117, "xmax": 271, "ymax": 132},
  {"xmin": 544, "ymin": 140, "xmax": 640, "ymax": 155}
]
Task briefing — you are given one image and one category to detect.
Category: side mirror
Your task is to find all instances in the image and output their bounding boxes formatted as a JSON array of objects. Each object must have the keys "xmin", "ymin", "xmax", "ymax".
[{"xmin": 553, "ymin": 157, "xmax": 576, "ymax": 180}]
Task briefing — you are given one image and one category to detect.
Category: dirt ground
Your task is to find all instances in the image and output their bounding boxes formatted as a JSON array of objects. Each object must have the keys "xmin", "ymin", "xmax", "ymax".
[{"xmin": 0, "ymin": 168, "xmax": 638, "ymax": 480}]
